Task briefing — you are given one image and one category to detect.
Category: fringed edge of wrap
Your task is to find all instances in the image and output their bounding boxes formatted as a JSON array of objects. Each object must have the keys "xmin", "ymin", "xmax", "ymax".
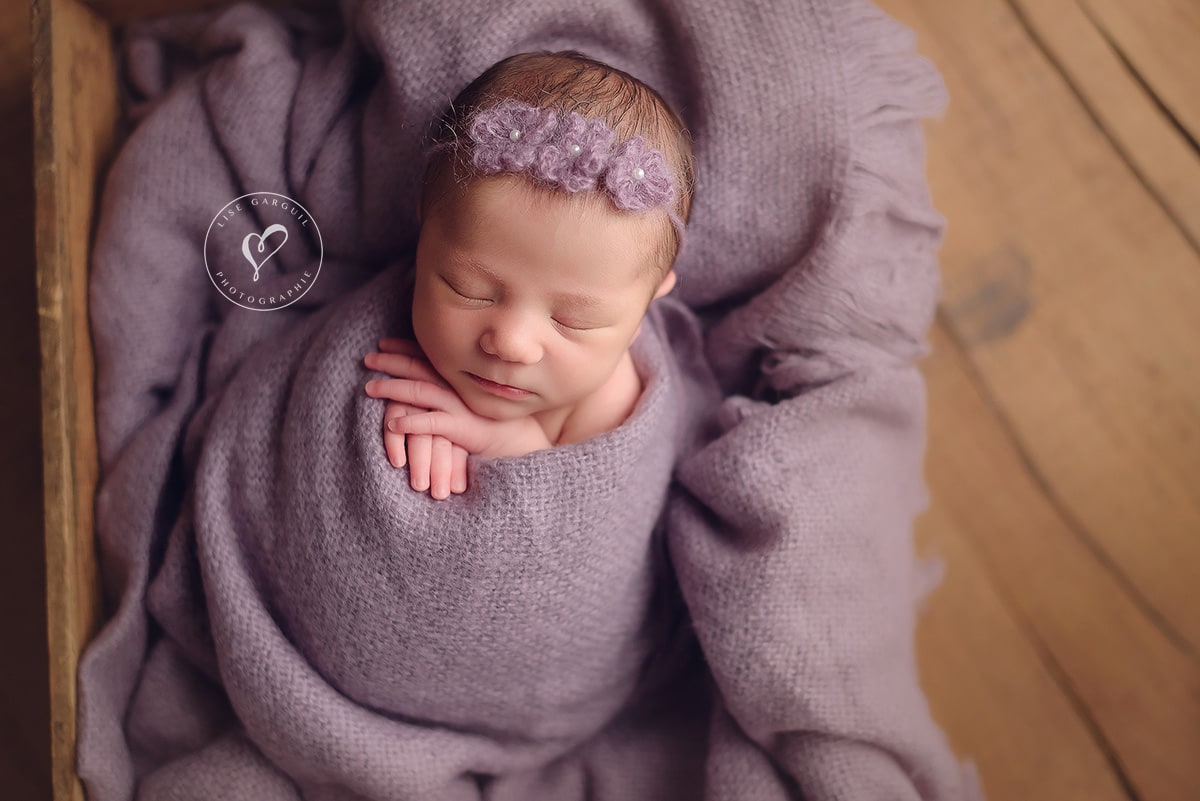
[
  {"xmin": 671, "ymin": 4, "xmax": 985, "ymax": 800},
  {"xmin": 706, "ymin": 0, "xmax": 948, "ymax": 399},
  {"xmin": 762, "ymin": 0, "xmax": 948, "ymax": 393}
]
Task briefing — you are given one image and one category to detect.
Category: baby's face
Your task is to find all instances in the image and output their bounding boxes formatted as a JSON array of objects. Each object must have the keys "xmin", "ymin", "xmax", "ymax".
[{"xmin": 412, "ymin": 175, "xmax": 674, "ymax": 426}]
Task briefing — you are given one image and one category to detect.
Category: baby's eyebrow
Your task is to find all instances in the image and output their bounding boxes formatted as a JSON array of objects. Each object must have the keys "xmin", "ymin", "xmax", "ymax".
[
  {"xmin": 453, "ymin": 254, "xmax": 501, "ymax": 282},
  {"xmin": 553, "ymin": 290, "xmax": 608, "ymax": 310}
]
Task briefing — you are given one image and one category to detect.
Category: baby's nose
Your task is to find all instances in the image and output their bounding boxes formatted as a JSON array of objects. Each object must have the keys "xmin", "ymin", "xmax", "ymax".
[{"xmin": 479, "ymin": 322, "xmax": 543, "ymax": 365}]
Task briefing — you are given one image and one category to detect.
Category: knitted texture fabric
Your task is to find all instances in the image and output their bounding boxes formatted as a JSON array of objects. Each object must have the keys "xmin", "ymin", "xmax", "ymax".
[{"xmin": 78, "ymin": 0, "xmax": 985, "ymax": 799}]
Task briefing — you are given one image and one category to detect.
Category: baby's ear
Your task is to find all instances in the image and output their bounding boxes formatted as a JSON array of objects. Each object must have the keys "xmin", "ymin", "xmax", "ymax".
[{"xmin": 651, "ymin": 270, "xmax": 677, "ymax": 301}]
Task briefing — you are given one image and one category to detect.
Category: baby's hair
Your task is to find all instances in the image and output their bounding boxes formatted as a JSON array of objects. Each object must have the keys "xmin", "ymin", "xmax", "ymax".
[{"xmin": 421, "ymin": 51, "xmax": 695, "ymax": 275}]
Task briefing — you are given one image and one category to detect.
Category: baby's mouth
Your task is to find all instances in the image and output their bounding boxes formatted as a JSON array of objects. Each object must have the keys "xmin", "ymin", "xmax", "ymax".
[{"xmin": 467, "ymin": 372, "xmax": 534, "ymax": 399}]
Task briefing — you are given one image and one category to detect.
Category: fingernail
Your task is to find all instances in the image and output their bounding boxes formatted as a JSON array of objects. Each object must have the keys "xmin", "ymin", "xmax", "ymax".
[
  {"xmin": 387, "ymin": 418, "xmax": 401, "ymax": 432},
  {"xmin": 366, "ymin": 380, "xmax": 377, "ymax": 392}
]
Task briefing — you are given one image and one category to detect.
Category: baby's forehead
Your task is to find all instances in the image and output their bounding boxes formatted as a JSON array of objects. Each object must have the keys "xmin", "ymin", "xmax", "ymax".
[{"xmin": 452, "ymin": 175, "xmax": 669, "ymax": 270}]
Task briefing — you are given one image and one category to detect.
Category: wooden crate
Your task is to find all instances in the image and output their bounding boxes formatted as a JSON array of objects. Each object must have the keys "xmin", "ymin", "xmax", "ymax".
[
  {"xmin": 32, "ymin": 1, "xmax": 113, "ymax": 798},
  {"xmin": 30, "ymin": 1, "xmax": 310, "ymax": 798}
]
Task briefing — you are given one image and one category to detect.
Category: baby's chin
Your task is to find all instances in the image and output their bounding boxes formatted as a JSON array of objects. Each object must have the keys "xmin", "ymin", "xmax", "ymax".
[{"xmin": 456, "ymin": 384, "xmax": 545, "ymax": 421}]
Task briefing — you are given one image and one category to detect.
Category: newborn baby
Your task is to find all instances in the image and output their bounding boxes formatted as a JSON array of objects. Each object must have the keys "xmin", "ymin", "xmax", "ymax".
[
  {"xmin": 78, "ymin": 1, "xmax": 979, "ymax": 795},
  {"xmin": 363, "ymin": 50, "xmax": 693, "ymax": 498}
]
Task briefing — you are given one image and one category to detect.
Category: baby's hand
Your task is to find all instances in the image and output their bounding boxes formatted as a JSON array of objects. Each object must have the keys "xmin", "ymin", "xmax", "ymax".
[
  {"xmin": 382, "ymin": 399, "xmax": 469, "ymax": 499},
  {"xmin": 364, "ymin": 339, "xmax": 468, "ymax": 500},
  {"xmin": 368, "ymin": 370, "xmax": 553, "ymax": 459}
]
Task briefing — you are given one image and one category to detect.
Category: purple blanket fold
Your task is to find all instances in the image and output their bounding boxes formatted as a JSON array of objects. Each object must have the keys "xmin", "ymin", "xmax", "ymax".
[{"xmin": 79, "ymin": 0, "xmax": 985, "ymax": 799}]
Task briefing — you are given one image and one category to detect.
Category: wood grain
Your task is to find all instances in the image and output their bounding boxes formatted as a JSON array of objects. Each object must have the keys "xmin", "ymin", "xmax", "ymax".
[
  {"xmin": 1075, "ymin": 0, "xmax": 1200, "ymax": 149},
  {"xmin": 876, "ymin": 0, "xmax": 1200, "ymax": 655},
  {"xmin": 921, "ymin": 320, "xmax": 1200, "ymax": 801},
  {"xmin": 915, "ymin": 418, "xmax": 1132, "ymax": 801},
  {"xmin": 875, "ymin": 0, "xmax": 1200, "ymax": 796},
  {"xmin": 1008, "ymin": 0, "xmax": 1200, "ymax": 248},
  {"xmin": 32, "ymin": 0, "xmax": 116, "ymax": 798}
]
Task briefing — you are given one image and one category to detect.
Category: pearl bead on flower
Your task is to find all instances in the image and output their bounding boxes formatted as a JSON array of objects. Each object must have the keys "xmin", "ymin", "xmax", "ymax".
[
  {"xmin": 570, "ymin": 144, "xmax": 582, "ymax": 156},
  {"xmin": 508, "ymin": 129, "xmax": 521, "ymax": 142},
  {"xmin": 632, "ymin": 167, "xmax": 645, "ymax": 180}
]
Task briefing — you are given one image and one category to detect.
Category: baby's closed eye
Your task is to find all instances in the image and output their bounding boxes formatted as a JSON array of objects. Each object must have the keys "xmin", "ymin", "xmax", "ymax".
[{"xmin": 441, "ymin": 275, "xmax": 491, "ymax": 304}]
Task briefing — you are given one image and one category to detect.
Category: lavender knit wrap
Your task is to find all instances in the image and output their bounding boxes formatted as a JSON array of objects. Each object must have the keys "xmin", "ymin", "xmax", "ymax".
[{"xmin": 76, "ymin": 0, "xmax": 986, "ymax": 799}]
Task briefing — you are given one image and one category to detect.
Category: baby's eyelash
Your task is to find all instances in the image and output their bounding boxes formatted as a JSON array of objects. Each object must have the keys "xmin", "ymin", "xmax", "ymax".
[
  {"xmin": 456, "ymin": 289, "xmax": 490, "ymax": 304},
  {"xmin": 552, "ymin": 318, "xmax": 595, "ymax": 333}
]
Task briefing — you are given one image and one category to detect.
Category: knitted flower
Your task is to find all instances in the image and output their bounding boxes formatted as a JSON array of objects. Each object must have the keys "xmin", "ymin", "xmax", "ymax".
[
  {"xmin": 469, "ymin": 101, "xmax": 559, "ymax": 173},
  {"xmin": 533, "ymin": 112, "xmax": 616, "ymax": 192},
  {"xmin": 461, "ymin": 101, "xmax": 678, "ymax": 221},
  {"xmin": 602, "ymin": 136, "xmax": 675, "ymax": 212}
]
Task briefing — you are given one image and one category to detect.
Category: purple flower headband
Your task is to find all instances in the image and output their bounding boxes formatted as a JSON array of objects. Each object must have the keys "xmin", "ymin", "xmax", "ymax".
[{"xmin": 449, "ymin": 100, "xmax": 685, "ymax": 240}]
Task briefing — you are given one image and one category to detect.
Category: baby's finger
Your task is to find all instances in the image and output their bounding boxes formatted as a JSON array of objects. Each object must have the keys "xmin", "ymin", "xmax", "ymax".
[
  {"xmin": 366, "ymin": 378, "xmax": 463, "ymax": 413},
  {"xmin": 388, "ymin": 412, "xmax": 480, "ymax": 454},
  {"xmin": 450, "ymin": 444, "xmax": 468, "ymax": 494},
  {"xmin": 363, "ymin": 352, "xmax": 444, "ymax": 386},
  {"xmin": 407, "ymin": 433, "xmax": 432, "ymax": 493},
  {"xmin": 429, "ymin": 436, "xmax": 454, "ymax": 501},
  {"xmin": 383, "ymin": 406, "xmax": 409, "ymax": 468}
]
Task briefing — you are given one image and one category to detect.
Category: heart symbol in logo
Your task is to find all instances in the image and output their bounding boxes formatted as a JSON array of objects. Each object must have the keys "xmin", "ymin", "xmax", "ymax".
[{"xmin": 241, "ymin": 223, "xmax": 289, "ymax": 282}]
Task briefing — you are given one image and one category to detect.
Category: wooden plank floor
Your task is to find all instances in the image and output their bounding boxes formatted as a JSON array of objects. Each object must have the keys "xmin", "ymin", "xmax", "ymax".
[
  {"xmin": 874, "ymin": 0, "xmax": 1200, "ymax": 799},
  {"xmin": 1, "ymin": 2, "xmax": 1197, "ymax": 801}
]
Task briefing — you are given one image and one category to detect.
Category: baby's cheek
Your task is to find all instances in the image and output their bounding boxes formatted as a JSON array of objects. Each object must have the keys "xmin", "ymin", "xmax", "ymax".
[
  {"xmin": 582, "ymin": 340, "xmax": 629, "ymax": 388},
  {"xmin": 411, "ymin": 311, "xmax": 447, "ymax": 363},
  {"xmin": 428, "ymin": 337, "xmax": 468, "ymax": 385}
]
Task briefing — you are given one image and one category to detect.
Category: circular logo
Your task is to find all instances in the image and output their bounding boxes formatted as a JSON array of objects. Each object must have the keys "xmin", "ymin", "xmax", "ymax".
[{"xmin": 204, "ymin": 192, "xmax": 324, "ymax": 311}]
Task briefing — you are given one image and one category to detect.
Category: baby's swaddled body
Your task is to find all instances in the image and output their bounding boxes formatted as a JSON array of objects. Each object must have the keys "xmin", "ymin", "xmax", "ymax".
[
  {"xmin": 253, "ymin": 275, "xmax": 682, "ymax": 739},
  {"xmin": 139, "ymin": 260, "xmax": 719, "ymax": 793}
]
